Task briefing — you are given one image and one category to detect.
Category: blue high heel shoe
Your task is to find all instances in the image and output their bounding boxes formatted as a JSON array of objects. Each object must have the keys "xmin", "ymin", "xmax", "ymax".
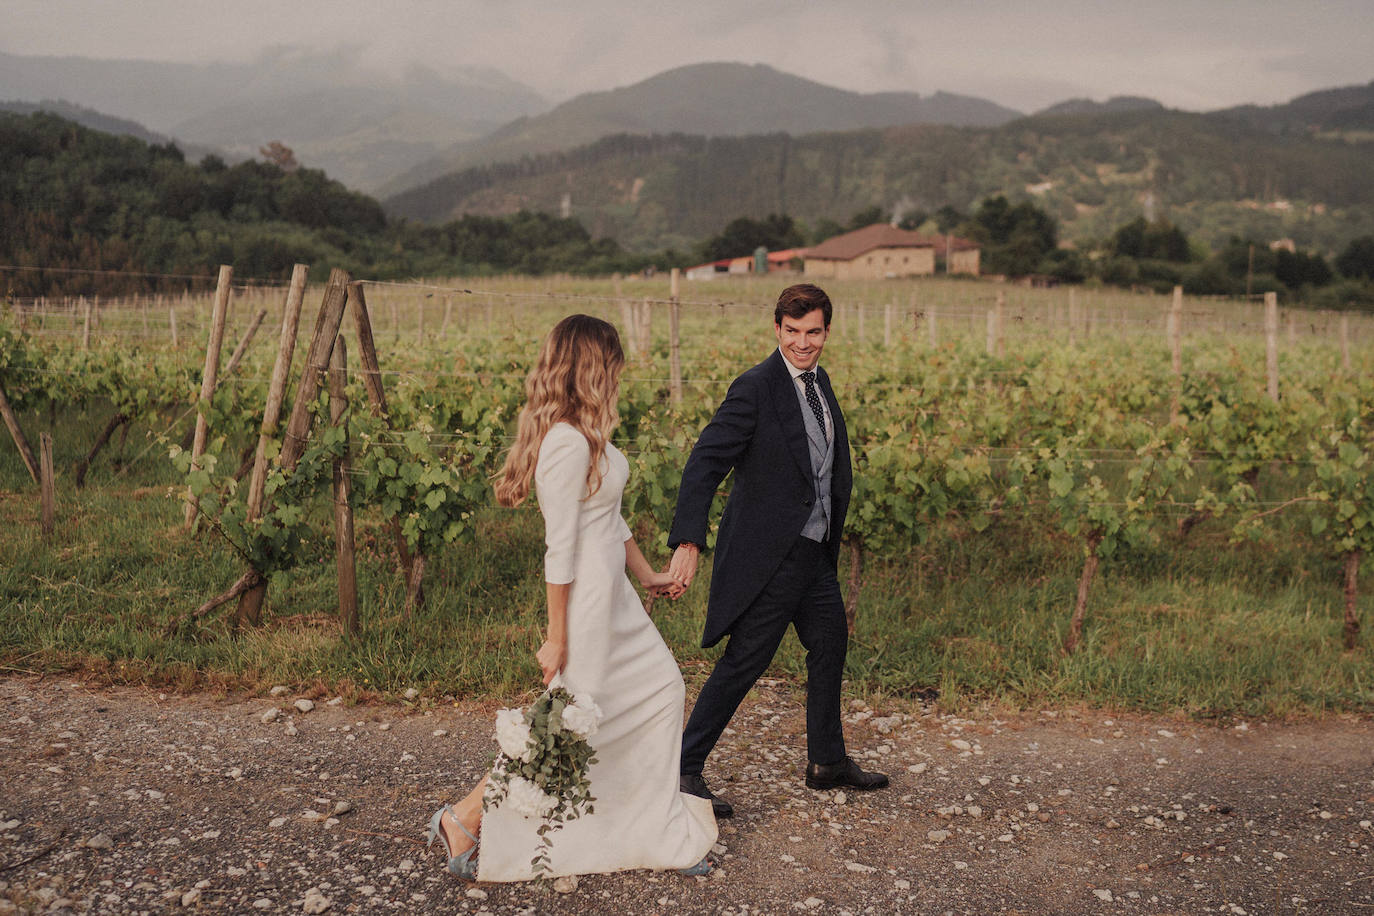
[
  {"xmin": 678, "ymin": 856, "xmax": 712, "ymax": 876},
  {"xmin": 426, "ymin": 805, "xmax": 479, "ymax": 880}
]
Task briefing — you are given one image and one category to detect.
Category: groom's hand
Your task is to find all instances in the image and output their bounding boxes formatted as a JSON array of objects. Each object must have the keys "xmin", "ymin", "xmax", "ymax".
[{"xmin": 669, "ymin": 542, "xmax": 700, "ymax": 589}]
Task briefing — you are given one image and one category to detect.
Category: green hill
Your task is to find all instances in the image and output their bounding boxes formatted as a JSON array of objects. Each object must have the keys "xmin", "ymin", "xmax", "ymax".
[
  {"xmin": 0, "ymin": 111, "xmax": 654, "ymax": 298},
  {"xmin": 384, "ymin": 105, "xmax": 1374, "ymax": 255}
]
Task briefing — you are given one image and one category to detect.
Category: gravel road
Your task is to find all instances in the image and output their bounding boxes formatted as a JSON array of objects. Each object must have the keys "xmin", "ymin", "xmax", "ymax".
[{"xmin": 1, "ymin": 676, "xmax": 1370, "ymax": 915}]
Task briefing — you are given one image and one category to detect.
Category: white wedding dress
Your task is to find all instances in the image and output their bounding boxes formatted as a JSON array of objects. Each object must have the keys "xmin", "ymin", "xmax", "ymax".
[{"xmin": 477, "ymin": 422, "xmax": 717, "ymax": 881}]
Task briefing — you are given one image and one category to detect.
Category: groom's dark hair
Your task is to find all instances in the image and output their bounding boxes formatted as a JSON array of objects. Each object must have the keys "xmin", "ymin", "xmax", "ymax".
[{"xmin": 774, "ymin": 283, "xmax": 833, "ymax": 328}]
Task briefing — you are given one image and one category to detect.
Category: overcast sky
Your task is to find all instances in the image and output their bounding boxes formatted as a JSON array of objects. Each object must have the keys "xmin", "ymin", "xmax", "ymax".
[{"xmin": 5, "ymin": 0, "xmax": 1371, "ymax": 112}]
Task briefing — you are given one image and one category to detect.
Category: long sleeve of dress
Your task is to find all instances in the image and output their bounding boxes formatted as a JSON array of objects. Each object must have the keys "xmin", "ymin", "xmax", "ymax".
[{"xmin": 535, "ymin": 426, "xmax": 591, "ymax": 585}]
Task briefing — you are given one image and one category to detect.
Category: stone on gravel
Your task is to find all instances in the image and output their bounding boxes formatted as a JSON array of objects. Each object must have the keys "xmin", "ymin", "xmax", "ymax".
[
  {"xmin": 553, "ymin": 875, "xmax": 578, "ymax": 893},
  {"xmin": 180, "ymin": 889, "xmax": 201, "ymax": 906},
  {"xmin": 1093, "ymin": 888, "xmax": 1114, "ymax": 901},
  {"xmin": 403, "ymin": 688, "xmax": 420, "ymax": 701},
  {"xmin": 332, "ymin": 800, "xmax": 353, "ymax": 816},
  {"xmin": 284, "ymin": 722, "xmax": 299, "ymax": 737},
  {"xmin": 926, "ymin": 829, "xmax": 951, "ymax": 842},
  {"xmin": 301, "ymin": 887, "xmax": 331, "ymax": 913},
  {"xmin": 269, "ymin": 686, "xmax": 290, "ymax": 696},
  {"xmin": 465, "ymin": 888, "xmax": 488, "ymax": 900},
  {"xmin": 294, "ymin": 699, "xmax": 315, "ymax": 714},
  {"xmin": 260, "ymin": 708, "xmax": 281, "ymax": 724},
  {"xmin": 86, "ymin": 833, "xmax": 113, "ymax": 849}
]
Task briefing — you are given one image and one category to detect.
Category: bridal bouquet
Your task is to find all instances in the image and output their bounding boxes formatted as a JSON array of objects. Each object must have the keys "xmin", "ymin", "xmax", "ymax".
[{"xmin": 484, "ymin": 678, "xmax": 602, "ymax": 877}]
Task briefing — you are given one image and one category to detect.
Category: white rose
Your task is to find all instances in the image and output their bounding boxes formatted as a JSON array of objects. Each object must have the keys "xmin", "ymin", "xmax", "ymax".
[
  {"xmin": 494, "ymin": 708, "xmax": 532, "ymax": 761},
  {"xmin": 505, "ymin": 775, "xmax": 558, "ymax": 818},
  {"xmin": 560, "ymin": 695, "xmax": 602, "ymax": 739}
]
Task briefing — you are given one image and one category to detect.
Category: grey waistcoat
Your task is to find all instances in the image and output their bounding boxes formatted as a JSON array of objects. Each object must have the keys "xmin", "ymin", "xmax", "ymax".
[{"xmin": 795, "ymin": 380, "xmax": 835, "ymax": 542}]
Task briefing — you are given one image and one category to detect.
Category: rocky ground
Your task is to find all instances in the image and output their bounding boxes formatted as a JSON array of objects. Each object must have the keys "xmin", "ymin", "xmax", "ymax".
[{"xmin": 0, "ymin": 676, "xmax": 1370, "ymax": 915}]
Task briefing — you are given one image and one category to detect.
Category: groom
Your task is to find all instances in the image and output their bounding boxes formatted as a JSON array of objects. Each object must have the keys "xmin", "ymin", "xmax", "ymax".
[{"xmin": 668, "ymin": 283, "xmax": 888, "ymax": 817}]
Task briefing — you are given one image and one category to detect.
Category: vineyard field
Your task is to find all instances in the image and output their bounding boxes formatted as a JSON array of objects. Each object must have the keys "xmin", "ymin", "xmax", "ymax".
[{"xmin": 1, "ymin": 273, "xmax": 1371, "ymax": 715}]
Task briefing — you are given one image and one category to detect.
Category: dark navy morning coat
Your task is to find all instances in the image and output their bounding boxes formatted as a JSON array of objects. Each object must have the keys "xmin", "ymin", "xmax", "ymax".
[{"xmin": 668, "ymin": 348, "xmax": 852, "ymax": 647}]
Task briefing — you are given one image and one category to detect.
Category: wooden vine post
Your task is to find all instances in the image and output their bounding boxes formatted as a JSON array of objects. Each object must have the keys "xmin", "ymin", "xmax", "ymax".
[
  {"xmin": 1264, "ymin": 291, "xmax": 1280, "ymax": 401},
  {"xmin": 347, "ymin": 281, "xmax": 424, "ymax": 609},
  {"xmin": 1168, "ymin": 285, "xmax": 1183, "ymax": 424},
  {"xmin": 232, "ymin": 265, "xmax": 311, "ymax": 629},
  {"xmin": 995, "ymin": 291, "xmax": 1006, "ymax": 358},
  {"xmin": 669, "ymin": 268, "xmax": 683, "ymax": 406},
  {"xmin": 0, "ymin": 381, "xmax": 39, "ymax": 484},
  {"xmin": 223, "ymin": 308, "xmax": 268, "ymax": 378},
  {"xmin": 638, "ymin": 297, "xmax": 652, "ymax": 359},
  {"xmin": 184, "ymin": 265, "xmax": 234, "ymax": 530},
  {"xmin": 40, "ymin": 432, "xmax": 55, "ymax": 538},
  {"xmin": 231, "ymin": 266, "xmax": 350, "ymax": 627},
  {"xmin": 329, "ymin": 337, "xmax": 359, "ymax": 637},
  {"xmin": 1340, "ymin": 314, "xmax": 1351, "ymax": 372}
]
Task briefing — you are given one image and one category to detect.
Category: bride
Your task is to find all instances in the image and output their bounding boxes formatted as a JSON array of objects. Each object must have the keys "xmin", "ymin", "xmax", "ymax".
[{"xmin": 426, "ymin": 314, "xmax": 718, "ymax": 881}]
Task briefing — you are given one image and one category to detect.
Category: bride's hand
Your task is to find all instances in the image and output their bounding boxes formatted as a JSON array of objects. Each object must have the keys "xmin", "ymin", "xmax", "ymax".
[
  {"xmin": 536, "ymin": 638, "xmax": 566, "ymax": 685},
  {"xmin": 642, "ymin": 570, "xmax": 684, "ymax": 600}
]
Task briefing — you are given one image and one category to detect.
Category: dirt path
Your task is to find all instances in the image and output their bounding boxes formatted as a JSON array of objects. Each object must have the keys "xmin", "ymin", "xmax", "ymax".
[{"xmin": 0, "ymin": 677, "xmax": 1370, "ymax": 915}]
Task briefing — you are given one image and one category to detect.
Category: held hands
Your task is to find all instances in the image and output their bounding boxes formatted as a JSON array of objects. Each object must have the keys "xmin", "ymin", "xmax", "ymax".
[
  {"xmin": 668, "ymin": 542, "xmax": 700, "ymax": 591},
  {"xmin": 641, "ymin": 569, "xmax": 685, "ymax": 601},
  {"xmin": 536, "ymin": 637, "xmax": 566, "ymax": 686}
]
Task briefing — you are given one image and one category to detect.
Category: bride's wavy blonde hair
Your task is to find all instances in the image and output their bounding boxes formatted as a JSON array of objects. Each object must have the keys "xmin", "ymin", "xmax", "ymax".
[{"xmin": 494, "ymin": 314, "xmax": 625, "ymax": 507}]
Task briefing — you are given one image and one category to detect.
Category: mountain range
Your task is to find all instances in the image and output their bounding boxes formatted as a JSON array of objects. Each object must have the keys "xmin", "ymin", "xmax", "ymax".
[
  {"xmin": 0, "ymin": 48, "xmax": 546, "ymax": 192},
  {"xmin": 376, "ymin": 62, "xmax": 1024, "ymax": 195},
  {"xmin": 2, "ymin": 47, "xmax": 1371, "ymax": 254},
  {"xmin": 382, "ymin": 85, "xmax": 1374, "ymax": 255}
]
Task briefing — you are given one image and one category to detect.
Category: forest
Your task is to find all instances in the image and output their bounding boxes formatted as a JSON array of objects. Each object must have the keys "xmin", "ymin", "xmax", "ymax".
[
  {"xmin": 0, "ymin": 112, "xmax": 654, "ymax": 297},
  {"xmin": 3, "ymin": 110, "xmax": 1373, "ymax": 307}
]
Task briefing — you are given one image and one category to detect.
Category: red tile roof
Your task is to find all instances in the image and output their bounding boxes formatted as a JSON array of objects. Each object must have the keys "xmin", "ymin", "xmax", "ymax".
[
  {"xmin": 805, "ymin": 224, "xmax": 978, "ymax": 260},
  {"xmin": 805, "ymin": 224, "xmax": 935, "ymax": 260}
]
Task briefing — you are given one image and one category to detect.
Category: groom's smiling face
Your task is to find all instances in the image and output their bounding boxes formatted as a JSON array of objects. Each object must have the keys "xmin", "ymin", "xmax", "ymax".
[{"xmin": 775, "ymin": 308, "xmax": 829, "ymax": 371}]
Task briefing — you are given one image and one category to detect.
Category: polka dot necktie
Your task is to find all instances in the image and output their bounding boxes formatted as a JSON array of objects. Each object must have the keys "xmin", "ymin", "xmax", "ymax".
[{"xmin": 800, "ymin": 371, "xmax": 827, "ymax": 436}]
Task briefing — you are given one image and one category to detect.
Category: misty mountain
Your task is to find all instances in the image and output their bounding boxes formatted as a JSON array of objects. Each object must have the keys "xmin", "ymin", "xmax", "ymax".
[
  {"xmin": 0, "ymin": 98, "xmax": 223, "ymax": 162},
  {"xmin": 1034, "ymin": 96, "xmax": 1164, "ymax": 117},
  {"xmin": 0, "ymin": 48, "xmax": 549, "ymax": 192},
  {"xmin": 382, "ymin": 104, "xmax": 1374, "ymax": 257},
  {"xmin": 1212, "ymin": 80, "xmax": 1374, "ymax": 133},
  {"xmin": 379, "ymin": 62, "xmax": 1023, "ymax": 196}
]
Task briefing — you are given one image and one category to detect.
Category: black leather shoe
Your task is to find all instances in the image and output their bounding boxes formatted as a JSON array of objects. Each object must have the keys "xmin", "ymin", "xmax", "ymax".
[
  {"xmin": 805, "ymin": 756, "xmax": 890, "ymax": 791},
  {"xmin": 680, "ymin": 774, "xmax": 734, "ymax": 818}
]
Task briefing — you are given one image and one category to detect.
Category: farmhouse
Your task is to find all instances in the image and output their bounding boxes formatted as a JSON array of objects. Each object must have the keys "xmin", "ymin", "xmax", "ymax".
[{"xmin": 803, "ymin": 224, "xmax": 980, "ymax": 279}]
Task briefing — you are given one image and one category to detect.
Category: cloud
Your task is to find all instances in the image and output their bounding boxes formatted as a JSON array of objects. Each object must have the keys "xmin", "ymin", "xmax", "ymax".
[{"xmin": 0, "ymin": 0, "xmax": 1369, "ymax": 111}]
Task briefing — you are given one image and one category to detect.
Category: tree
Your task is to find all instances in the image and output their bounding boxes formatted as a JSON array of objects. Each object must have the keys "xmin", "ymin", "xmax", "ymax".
[
  {"xmin": 699, "ymin": 214, "xmax": 803, "ymax": 261},
  {"xmin": 933, "ymin": 205, "xmax": 966, "ymax": 233},
  {"xmin": 1274, "ymin": 248, "xmax": 1333, "ymax": 290},
  {"xmin": 896, "ymin": 210, "xmax": 928, "ymax": 231},
  {"xmin": 259, "ymin": 141, "xmax": 299, "ymax": 173},
  {"xmin": 967, "ymin": 196, "xmax": 1058, "ymax": 276},
  {"xmin": 1109, "ymin": 217, "xmax": 1191, "ymax": 262},
  {"xmin": 1336, "ymin": 235, "xmax": 1374, "ymax": 280},
  {"xmin": 846, "ymin": 205, "xmax": 888, "ymax": 231}
]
